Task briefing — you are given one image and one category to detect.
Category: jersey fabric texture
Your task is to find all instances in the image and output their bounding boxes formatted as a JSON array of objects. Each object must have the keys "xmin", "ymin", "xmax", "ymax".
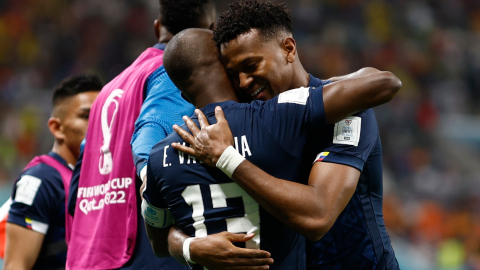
[
  {"xmin": 145, "ymin": 86, "xmax": 327, "ymax": 270},
  {"xmin": 8, "ymin": 151, "xmax": 71, "ymax": 270},
  {"xmin": 131, "ymin": 43, "xmax": 195, "ymax": 176},
  {"xmin": 304, "ymin": 76, "xmax": 399, "ymax": 270},
  {"xmin": 67, "ymin": 43, "xmax": 188, "ymax": 270}
]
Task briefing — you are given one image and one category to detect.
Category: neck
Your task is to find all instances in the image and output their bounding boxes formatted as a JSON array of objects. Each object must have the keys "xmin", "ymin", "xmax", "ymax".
[
  {"xmin": 193, "ymin": 84, "xmax": 239, "ymax": 109},
  {"xmin": 51, "ymin": 141, "xmax": 76, "ymax": 166},
  {"xmin": 289, "ymin": 58, "xmax": 311, "ymax": 89},
  {"xmin": 158, "ymin": 26, "xmax": 174, "ymax": 44}
]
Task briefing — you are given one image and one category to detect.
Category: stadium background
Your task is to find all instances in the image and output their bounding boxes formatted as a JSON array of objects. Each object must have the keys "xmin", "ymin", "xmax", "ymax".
[{"xmin": 0, "ymin": 0, "xmax": 479, "ymax": 269}]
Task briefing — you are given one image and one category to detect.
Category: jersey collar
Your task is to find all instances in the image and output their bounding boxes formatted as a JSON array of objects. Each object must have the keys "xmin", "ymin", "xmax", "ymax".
[
  {"xmin": 200, "ymin": 100, "xmax": 237, "ymax": 116},
  {"xmin": 153, "ymin": 43, "xmax": 167, "ymax": 51},
  {"xmin": 308, "ymin": 74, "xmax": 331, "ymax": 88},
  {"xmin": 48, "ymin": 151, "xmax": 73, "ymax": 171}
]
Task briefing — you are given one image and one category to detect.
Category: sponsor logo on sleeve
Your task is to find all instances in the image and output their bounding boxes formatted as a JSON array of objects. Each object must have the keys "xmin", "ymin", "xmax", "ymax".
[
  {"xmin": 333, "ymin": 116, "xmax": 361, "ymax": 146},
  {"xmin": 15, "ymin": 175, "xmax": 42, "ymax": 206}
]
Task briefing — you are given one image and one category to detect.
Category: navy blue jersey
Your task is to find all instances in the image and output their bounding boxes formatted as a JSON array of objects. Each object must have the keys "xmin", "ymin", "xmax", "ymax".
[
  {"xmin": 8, "ymin": 152, "xmax": 71, "ymax": 270},
  {"xmin": 145, "ymin": 86, "xmax": 327, "ymax": 270},
  {"xmin": 303, "ymin": 76, "xmax": 399, "ymax": 269}
]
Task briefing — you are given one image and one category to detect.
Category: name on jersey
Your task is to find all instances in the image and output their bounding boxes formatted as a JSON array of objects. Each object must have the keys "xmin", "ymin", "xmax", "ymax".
[
  {"xmin": 163, "ymin": 135, "xmax": 252, "ymax": 167},
  {"xmin": 77, "ymin": 177, "xmax": 133, "ymax": 215}
]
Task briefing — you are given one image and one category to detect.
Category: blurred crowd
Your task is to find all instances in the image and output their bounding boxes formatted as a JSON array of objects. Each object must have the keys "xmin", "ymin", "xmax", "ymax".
[{"xmin": 1, "ymin": 0, "xmax": 479, "ymax": 269}]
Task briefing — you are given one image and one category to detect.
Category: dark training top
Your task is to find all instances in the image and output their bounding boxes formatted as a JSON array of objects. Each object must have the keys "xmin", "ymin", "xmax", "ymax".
[{"xmin": 145, "ymin": 85, "xmax": 327, "ymax": 270}]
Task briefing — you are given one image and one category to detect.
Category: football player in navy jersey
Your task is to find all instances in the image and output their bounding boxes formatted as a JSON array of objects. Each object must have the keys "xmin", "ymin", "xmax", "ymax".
[
  {"xmin": 171, "ymin": 1, "xmax": 401, "ymax": 269},
  {"xmin": 143, "ymin": 28, "xmax": 400, "ymax": 269},
  {"xmin": 3, "ymin": 75, "xmax": 101, "ymax": 270}
]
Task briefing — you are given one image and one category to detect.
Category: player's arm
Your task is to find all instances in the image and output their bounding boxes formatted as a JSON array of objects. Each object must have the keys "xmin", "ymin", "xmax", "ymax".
[
  {"xmin": 232, "ymin": 159, "xmax": 357, "ymax": 242},
  {"xmin": 3, "ymin": 223, "xmax": 44, "ymax": 270},
  {"xmin": 166, "ymin": 226, "xmax": 273, "ymax": 270},
  {"xmin": 322, "ymin": 67, "xmax": 401, "ymax": 124},
  {"xmin": 326, "ymin": 67, "xmax": 380, "ymax": 82},
  {"xmin": 5, "ymin": 169, "xmax": 59, "ymax": 270},
  {"xmin": 145, "ymin": 222, "xmax": 273, "ymax": 269},
  {"xmin": 172, "ymin": 109, "xmax": 357, "ymax": 241}
]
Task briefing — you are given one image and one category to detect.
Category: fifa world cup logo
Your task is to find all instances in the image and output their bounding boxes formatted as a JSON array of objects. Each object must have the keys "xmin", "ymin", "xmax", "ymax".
[{"xmin": 99, "ymin": 89, "xmax": 124, "ymax": 175}]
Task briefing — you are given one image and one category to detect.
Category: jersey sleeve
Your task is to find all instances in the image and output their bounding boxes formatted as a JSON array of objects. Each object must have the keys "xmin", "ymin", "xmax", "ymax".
[
  {"xmin": 141, "ymin": 157, "xmax": 175, "ymax": 228},
  {"xmin": 8, "ymin": 165, "xmax": 63, "ymax": 234},
  {"xmin": 131, "ymin": 66, "xmax": 195, "ymax": 178},
  {"xmin": 314, "ymin": 109, "xmax": 379, "ymax": 172},
  {"xmin": 142, "ymin": 159, "xmax": 168, "ymax": 209},
  {"xmin": 260, "ymin": 86, "xmax": 326, "ymax": 157}
]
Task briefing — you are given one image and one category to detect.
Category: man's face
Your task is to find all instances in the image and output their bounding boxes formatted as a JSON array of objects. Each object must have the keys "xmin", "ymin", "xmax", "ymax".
[
  {"xmin": 220, "ymin": 29, "xmax": 294, "ymax": 102},
  {"xmin": 58, "ymin": 91, "xmax": 98, "ymax": 159}
]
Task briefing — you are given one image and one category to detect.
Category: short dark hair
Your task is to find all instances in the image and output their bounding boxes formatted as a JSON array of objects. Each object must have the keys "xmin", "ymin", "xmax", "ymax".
[
  {"xmin": 159, "ymin": 0, "xmax": 215, "ymax": 35},
  {"xmin": 52, "ymin": 74, "xmax": 102, "ymax": 106},
  {"xmin": 213, "ymin": 0, "xmax": 293, "ymax": 47}
]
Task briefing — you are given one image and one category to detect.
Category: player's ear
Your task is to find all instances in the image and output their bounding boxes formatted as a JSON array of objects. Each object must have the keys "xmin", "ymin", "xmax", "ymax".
[
  {"xmin": 154, "ymin": 19, "xmax": 161, "ymax": 40},
  {"xmin": 48, "ymin": 117, "xmax": 65, "ymax": 142},
  {"xmin": 283, "ymin": 37, "xmax": 296, "ymax": 64},
  {"xmin": 209, "ymin": 22, "xmax": 215, "ymax": 30}
]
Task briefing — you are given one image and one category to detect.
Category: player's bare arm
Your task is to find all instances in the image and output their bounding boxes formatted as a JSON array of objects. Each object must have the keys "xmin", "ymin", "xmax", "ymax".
[
  {"xmin": 3, "ymin": 223, "xmax": 44, "ymax": 270},
  {"xmin": 145, "ymin": 222, "xmax": 273, "ymax": 269},
  {"xmin": 168, "ymin": 227, "xmax": 273, "ymax": 270},
  {"xmin": 322, "ymin": 68, "xmax": 401, "ymax": 124},
  {"xmin": 326, "ymin": 67, "xmax": 383, "ymax": 82}
]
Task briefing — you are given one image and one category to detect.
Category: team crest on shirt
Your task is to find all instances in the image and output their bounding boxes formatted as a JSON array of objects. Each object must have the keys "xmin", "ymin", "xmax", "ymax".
[{"xmin": 333, "ymin": 116, "xmax": 361, "ymax": 146}]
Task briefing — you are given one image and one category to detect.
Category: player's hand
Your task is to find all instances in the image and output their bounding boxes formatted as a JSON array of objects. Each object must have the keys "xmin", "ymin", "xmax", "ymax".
[
  {"xmin": 190, "ymin": 231, "xmax": 273, "ymax": 270},
  {"xmin": 172, "ymin": 107, "xmax": 234, "ymax": 167},
  {"xmin": 138, "ymin": 177, "xmax": 146, "ymax": 201}
]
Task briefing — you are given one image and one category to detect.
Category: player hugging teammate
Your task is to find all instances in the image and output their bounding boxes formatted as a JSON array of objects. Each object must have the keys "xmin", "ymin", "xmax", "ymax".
[{"xmin": 3, "ymin": 1, "xmax": 402, "ymax": 270}]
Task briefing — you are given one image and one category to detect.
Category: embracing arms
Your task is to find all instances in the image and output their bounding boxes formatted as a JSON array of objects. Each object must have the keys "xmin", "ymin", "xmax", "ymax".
[
  {"xmin": 170, "ymin": 68, "xmax": 400, "ymax": 241},
  {"xmin": 172, "ymin": 108, "xmax": 359, "ymax": 242}
]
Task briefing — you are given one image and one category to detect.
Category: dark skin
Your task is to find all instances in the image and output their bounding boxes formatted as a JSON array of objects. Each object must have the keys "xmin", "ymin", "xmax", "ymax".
[
  {"xmin": 144, "ymin": 26, "xmax": 274, "ymax": 269},
  {"xmin": 171, "ymin": 29, "xmax": 401, "ymax": 242}
]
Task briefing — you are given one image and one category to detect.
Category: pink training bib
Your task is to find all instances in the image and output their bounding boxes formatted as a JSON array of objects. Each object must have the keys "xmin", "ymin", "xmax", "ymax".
[
  {"xmin": 66, "ymin": 47, "xmax": 165, "ymax": 270},
  {"xmin": 0, "ymin": 154, "xmax": 73, "ymax": 253}
]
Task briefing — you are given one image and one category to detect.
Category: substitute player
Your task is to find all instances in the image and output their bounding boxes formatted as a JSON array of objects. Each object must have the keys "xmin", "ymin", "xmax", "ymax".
[
  {"xmin": 143, "ymin": 28, "xmax": 400, "ymax": 269},
  {"xmin": 66, "ymin": 1, "xmax": 272, "ymax": 269},
  {"xmin": 3, "ymin": 75, "xmax": 101, "ymax": 270},
  {"xmin": 172, "ymin": 1, "xmax": 400, "ymax": 269}
]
